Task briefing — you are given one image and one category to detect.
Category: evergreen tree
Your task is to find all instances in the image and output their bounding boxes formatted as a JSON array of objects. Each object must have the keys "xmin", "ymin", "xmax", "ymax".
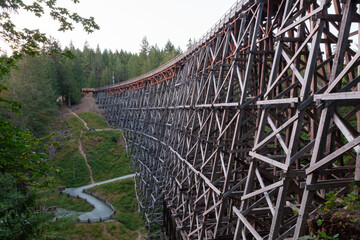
[
  {"xmin": 144, "ymin": 45, "xmax": 162, "ymax": 73},
  {"xmin": 161, "ymin": 40, "xmax": 181, "ymax": 65},
  {"xmin": 127, "ymin": 54, "xmax": 141, "ymax": 79},
  {"xmin": 187, "ymin": 38, "xmax": 196, "ymax": 49},
  {"xmin": 94, "ymin": 44, "xmax": 104, "ymax": 87},
  {"xmin": 0, "ymin": 1, "xmax": 99, "ymax": 238},
  {"xmin": 82, "ymin": 42, "xmax": 96, "ymax": 87},
  {"xmin": 64, "ymin": 45, "xmax": 84, "ymax": 105},
  {"xmin": 3, "ymin": 55, "xmax": 57, "ymax": 136},
  {"xmin": 101, "ymin": 66, "xmax": 112, "ymax": 86}
]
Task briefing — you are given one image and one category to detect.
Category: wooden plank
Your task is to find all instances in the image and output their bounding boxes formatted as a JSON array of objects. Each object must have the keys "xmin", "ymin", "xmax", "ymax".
[
  {"xmin": 303, "ymin": 178, "xmax": 354, "ymax": 190},
  {"xmin": 281, "ymin": 50, "xmax": 304, "ymax": 85},
  {"xmin": 257, "ymin": 98, "xmax": 299, "ymax": 105},
  {"xmin": 241, "ymin": 180, "xmax": 284, "ymax": 201},
  {"xmin": 250, "ymin": 151, "xmax": 289, "ymax": 171},
  {"xmin": 306, "ymin": 135, "xmax": 360, "ymax": 174},
  {"xmin": 265, "ymin": 25, "xmax": 320, "ymax": 98},
  {"xmin": 325, "ymin": 44, "xmax": 360, "ymax": 94},
  {"xmin": 253, "ymin": 113, "xmax": 298, "ymax": 152},
  {"xmin": 233, "ymin": 207, "xmax": 263, "ymax": 240},
  {"xmin": 333, "ymin": 113, "xmax": 360, "ymax": 154},
  {"xmin": 314, "ymin": 92, "xmax": 360, "ymax": 100},
  {"xmin": 275, "ymin": 5, "xmax": 323, "ymax": 37},
  {"xmin": 267, "ymin": 116, "xmax": 289, "ymax": 153}
]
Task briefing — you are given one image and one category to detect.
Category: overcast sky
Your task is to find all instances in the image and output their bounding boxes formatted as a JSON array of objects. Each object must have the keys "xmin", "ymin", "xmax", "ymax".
[{"xmin": 9, "ymin": 0, "xmax": 237, "ymax": 53}]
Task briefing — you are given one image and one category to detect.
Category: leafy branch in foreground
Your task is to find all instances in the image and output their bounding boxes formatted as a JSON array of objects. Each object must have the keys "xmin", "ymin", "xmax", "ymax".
[
  {"xmin": 0, "ymin": 0, "xmax": 100, "ymax": 76},
  {"xmin": 0, "ymin": 120, "xmax": 58, "ymax": 189},
  {"xmin": 0, "ymin": 1, "xmax": 99, "ymax": 239}
]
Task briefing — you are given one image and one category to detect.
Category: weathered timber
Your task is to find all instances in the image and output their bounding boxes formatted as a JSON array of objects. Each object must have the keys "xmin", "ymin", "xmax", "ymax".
[{"xmin": 92, "ymin": 0, "xmax": 360, "ymax": 239}]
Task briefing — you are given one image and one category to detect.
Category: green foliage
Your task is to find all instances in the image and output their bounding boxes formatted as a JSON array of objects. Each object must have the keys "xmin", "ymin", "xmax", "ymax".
[
  {"xmin": 41, "ymin": 219, "xmax": 139, "ymax": 240},
  {"xmin": 53, "ymin": 139, "xmax": 90, "ymax": 187},
  {"xmin": 0, "ymin": 184, "xmax": 41, "ymax": 240},
  {"xmin": 50, "ymin": 112, "xmax": 89, "ymax": 187},
  {"xmin": 322, "ymin": 185, "xmax": 360, "ymax": 212},
  {"xmin": 77, "ymin": 112, "xmax": 108, "ymax": 129},
  {"xmin": 36, "ymin": 190, "xmax": 93, "ymax": 212},
  {"xmin": 0, "ymin": 120, "xmax": 58, "ymax": 188},
  {"xmin": 0, "ymin": 1, "xmax": 99, "ymax": 239},
  {"xmin": 82, "ymin": 130, "xmax": 132, "ymax": 182},
  {"xmin": 0, "ymin": 85, "xmax": 59, "ymax": 239},
  {"xmin": 0, "ymin": 0, "xmax": 99, "ymax": 78},
  {"xmin": 1, "ymin": 54, "xmax": 58, "ymax": 136},
  {"xmin": 316, "ymin": 232, "xmax": 339, "ymax": 240},
  {"xmin": 39, "ymin": 215, "xmax": 80, "ymax": 239},
  {"xmin": 39, "ymin": 180, "xmax": 144, "ymax": 240},
  {"xmin": 309, "ymin": 185, "xmax": 360, "ymax": 239},
  {"xmin": 187, "ymin": 38, "xmax": 196, "ymax": 49},
  {"xmin": 68, "ymin": 115, "xmax": 86, "ymax": 137},
  {"xmin": 0, "ymin": 84, "xmax": 22, "ymax": 114},
  {"xmin": 322, "ymin": 191, "xmax": 342, "ymax": 212}
]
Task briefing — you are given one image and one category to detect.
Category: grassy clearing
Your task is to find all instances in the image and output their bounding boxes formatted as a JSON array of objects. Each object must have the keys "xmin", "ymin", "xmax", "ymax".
[
  {"xmin": 53, "ymin": 136, "xmax": 90, "ymax": 188},
  {"xmin": 82, "ymin": 130, "xmax": 132, "ymax": 182},
  {"xmin": 52, "ymin": 114, "xmax": 89, "ymax": 187},
  {"xmin": 41, "ymin": 109, "xmax": 144, "ymax": 239},
  {"xmin": 89, "ymin": 178, "xmax": 144, "ymax": 232},
  {"xmin": 41, "ymin": 218, "xmax": 139, "ymax": 240},
  {"xmin": 40, "ymin": 179, "xmax": 145, "ymax": 240},
  {"xmin": 77, "ymin": 112, "xmax": 108, "ymax": 129},
  {"xmin": 68, "ymin": 115, "xmax": 86, "ymax": 138},
  {"xmin": 36, "ymin": 190, "xmax": 93, "ymax": 212}
]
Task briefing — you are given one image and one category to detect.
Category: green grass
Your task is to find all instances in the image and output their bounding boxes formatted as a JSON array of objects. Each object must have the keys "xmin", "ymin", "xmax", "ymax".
[
  {"xmin": 82, "ymin": 130, "xmax": 132, "ymax": 182},
  {"xmin": 89, "ymin": 178, "xmax": 145, "ymax": 232},
  {"xmin": 53, "ymin": 139, "xmax": 90, "ymax": 187},
  {"xmin": 36, "ymin": 190, "xmax": 93, "ymax": 212},
  {"xmin": 41, "ymin": 218, "xmax": 139, "ymax": 240},
  {"xmin": 52, "ymin": 115, "xmax": 89, "ymax": 188},
  {"xmin": 77, "ymin": 112, "xmax": 109, "ymax": 129},
  {"xmin": 39, "ymin": 109, "xmax": 143, "ymax": 239},
  {"xmin": 68, "ymin": 116, "xmax": 86, "ymax": 138},
  {"xmin": 40, "ymin": 179, "xmax": 145, "ymax": 240}
]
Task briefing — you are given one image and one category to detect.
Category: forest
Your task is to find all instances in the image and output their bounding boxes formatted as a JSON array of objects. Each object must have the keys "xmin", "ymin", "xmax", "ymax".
[
  {"xmin": 0, "ymin": 0, "xmax": 193, "ymax": 238},
  {"xmin": 0, "ymin": 37, "xmax": 185, "ymax": 137}
]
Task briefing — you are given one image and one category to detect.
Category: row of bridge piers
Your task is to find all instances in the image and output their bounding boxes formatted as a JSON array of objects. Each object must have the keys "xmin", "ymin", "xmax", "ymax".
[{"xmin": 92, "ymin": 0, "xmax": 360, "ymax": 239}]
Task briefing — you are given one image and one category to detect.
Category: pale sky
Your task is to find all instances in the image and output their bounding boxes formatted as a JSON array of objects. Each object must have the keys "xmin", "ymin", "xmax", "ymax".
[{"xmin": 9, "ymin": 0, "xmax": 238, "ymax": 53}]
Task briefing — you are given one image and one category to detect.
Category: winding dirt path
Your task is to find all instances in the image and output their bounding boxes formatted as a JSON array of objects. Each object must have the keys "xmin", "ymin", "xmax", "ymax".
[
  {"xmin": 137, "ymin": 230, "xmax": 143, "ymax": 240},
  {"xmin": 79, "ymin": 130, "xmax": 94, "ymax": 184},
  {"xmin": 68, "ymin": 109, "xmax": 94, "ymax": 184},
  {"xmin": 68, "ymin": 109, "xmax": 89, "ymax": 130}
]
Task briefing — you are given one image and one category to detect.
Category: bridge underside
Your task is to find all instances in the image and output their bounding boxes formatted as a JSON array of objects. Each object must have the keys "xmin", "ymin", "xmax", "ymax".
[{"xmin": 96, "ymin": 0, "xmax": 360, "ymax": 239}]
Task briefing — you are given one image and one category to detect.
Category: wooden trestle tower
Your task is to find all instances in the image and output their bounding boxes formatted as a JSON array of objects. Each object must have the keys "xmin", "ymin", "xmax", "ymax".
[{"xmin": 94, "ymin": 0, "xmax": 360, "ymax": 239}]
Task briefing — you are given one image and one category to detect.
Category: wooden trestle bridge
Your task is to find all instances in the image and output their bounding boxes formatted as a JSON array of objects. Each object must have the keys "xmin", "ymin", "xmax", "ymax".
[{"xmin": 93, "ymin": 0, "xmax": 360, "ymax": 239}]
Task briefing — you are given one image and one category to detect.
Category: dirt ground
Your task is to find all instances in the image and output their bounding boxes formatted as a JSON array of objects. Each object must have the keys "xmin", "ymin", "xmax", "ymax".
[
  {"xmin": 71, "ymin": 96, "xmax": 102, "ymax": 113},
  {"xmin": 59, "ymin": 96, "xmax": 104, "ymax": 120},
  {"xmin": 308, "ymin": 209, "xmax": 360, "ymax": 239}
]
